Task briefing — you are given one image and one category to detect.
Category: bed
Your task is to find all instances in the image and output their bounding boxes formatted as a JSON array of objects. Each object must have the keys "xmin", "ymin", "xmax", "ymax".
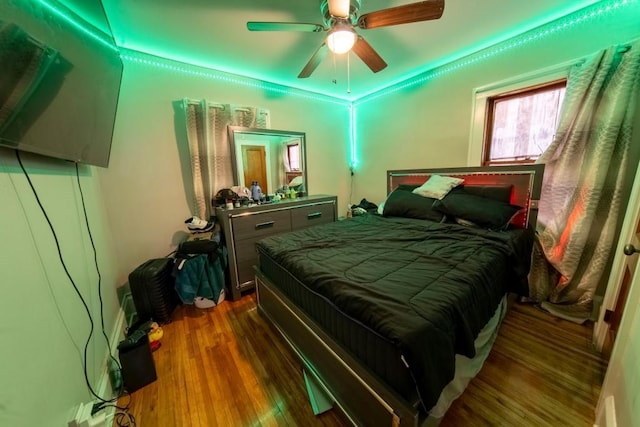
[{"xmin": 254, "ymin": 164, "xmax": 544, "ymax": 426}]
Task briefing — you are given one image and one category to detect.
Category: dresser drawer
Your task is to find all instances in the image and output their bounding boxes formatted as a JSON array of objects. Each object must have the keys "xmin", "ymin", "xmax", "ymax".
[
  {"xmin": 231, "ymin": 209, "xmax": 291, "ymax": 241},
  {"xmin": 291, "ymin": 203, "xmax": 335, "ymax": 230}
]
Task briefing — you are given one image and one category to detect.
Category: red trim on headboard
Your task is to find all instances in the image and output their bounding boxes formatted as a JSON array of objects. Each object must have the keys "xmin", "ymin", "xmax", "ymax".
[{"xmin": 387, "ymin": 165, "xmax": 544, "ymax": 229}]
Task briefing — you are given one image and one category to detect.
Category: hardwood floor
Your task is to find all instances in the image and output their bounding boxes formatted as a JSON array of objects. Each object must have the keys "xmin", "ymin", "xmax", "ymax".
[
  {"xmin": 117, "ymin": 294, "xmax": 606, "ymax": 427},
  {"xmin": 442, "ymin": 300, "xmax": 606, "ymax": 426}
]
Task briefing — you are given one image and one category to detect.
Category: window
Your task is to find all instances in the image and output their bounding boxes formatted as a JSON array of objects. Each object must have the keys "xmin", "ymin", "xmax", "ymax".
[
  {"xmin": 483, "ymin": 80, "xmax": 566, "ymax": 165},
  {"xmin": 287, "ymin": 143, "xmax": 300, "ymax": 171}
]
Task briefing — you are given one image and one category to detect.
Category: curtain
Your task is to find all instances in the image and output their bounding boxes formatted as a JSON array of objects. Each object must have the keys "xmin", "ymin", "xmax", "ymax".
[
  {"xmin": 528, "ymin": 40, "xmax": 640, "ymax": 322},
  {"xmin": 183, "ymin": 100, "xmax": 270, "ymax": 220},
  {"xmin": 278, "ymin": 141, "xmax": 291, "ymax": 188}
]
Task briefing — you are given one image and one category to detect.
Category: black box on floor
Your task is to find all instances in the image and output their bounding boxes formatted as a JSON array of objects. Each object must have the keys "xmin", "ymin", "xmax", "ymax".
[{"xmin": 118, "ymin": 334, "xmax": 157, "ymax": 392}]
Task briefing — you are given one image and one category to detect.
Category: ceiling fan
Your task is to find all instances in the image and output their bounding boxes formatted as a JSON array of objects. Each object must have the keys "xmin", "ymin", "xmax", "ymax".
[{"xmin": 247, "ymin": 0, "xmax": 445, "ymax": 78}]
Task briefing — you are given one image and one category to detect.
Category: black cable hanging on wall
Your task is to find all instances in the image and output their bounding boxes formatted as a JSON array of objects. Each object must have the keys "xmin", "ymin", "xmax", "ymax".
[{"xmin": 15, "ymin": 151, "xmax": 135, "ymax": 425}]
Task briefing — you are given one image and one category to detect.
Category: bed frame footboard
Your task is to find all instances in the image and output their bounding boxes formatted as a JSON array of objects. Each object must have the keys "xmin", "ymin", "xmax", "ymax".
[{"xmin": 255, "ymin": 270, "xmax": 428, "ymax": 427}]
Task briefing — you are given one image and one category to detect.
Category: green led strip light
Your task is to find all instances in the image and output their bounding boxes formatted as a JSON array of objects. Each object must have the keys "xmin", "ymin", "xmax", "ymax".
[
  {"xmin": 121, "ymin": 51, "xmax": 350, "ymax": 106},
  {"xmin": 355, "ymin": 0, "xmax": 638, "ymax": 105},
  {"xmin": 38, "ymin": 0, "xmax": 117, "ymax": 51},
  {"xmin": 49, "ymin": 0, "xmax": 636, "ymax": 168}
]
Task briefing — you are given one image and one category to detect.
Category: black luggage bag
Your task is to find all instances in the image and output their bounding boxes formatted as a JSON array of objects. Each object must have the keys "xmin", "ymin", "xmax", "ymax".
[{"xmin": 128, "ymin": 258, "xmax": 179, "ymax": 324}]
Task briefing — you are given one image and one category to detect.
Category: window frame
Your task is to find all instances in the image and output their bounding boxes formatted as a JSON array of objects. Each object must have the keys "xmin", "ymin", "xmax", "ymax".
[
  {"xmin": 287, "ymin": 142, "xmax": 301, "ymax": 171},
  {"xmin": 467, "ymin": 62, "xmax": 573, "ymax": 166},
  {"xmin": 482, "ymin": 79, "xmax": 567, "ymax": 166}
]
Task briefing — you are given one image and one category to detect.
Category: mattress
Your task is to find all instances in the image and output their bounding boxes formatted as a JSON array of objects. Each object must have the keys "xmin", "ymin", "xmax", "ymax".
[{"xmin": 256, "ymin": 214, "xmax": 533, "ymax": 411}]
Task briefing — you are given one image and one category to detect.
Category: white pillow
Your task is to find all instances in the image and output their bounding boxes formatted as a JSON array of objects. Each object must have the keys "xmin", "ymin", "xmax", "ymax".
[
  {"xmin": 288, "ymin": 175, "xmax": 304, "ymax": 187},
  {"xmin": 377, "ymin": 201, "xmax": 385, "ymax": 215},
  {"xmin": 412, "ymin": 175, "xmax": 464, "ymax": 200}
]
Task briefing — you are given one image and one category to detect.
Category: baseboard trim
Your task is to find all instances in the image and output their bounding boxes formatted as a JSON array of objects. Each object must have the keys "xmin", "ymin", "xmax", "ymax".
[{"xmin": 95, "ymin": 305, "xmax": 127, "ymax": 424}]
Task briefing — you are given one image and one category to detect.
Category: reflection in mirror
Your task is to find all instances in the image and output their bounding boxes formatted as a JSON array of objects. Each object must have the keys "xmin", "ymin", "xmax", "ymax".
[{"xmin": 228, "ymin": 126, "xmax": 307, "ymax": 195}]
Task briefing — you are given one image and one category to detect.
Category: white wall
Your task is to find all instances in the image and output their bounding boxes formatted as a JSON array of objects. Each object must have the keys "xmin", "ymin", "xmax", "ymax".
[
  {"xmin": 353, "ymin": 3, "xmax": 640, "ymax": 206},
  {"xmin": 98, "ymin": 57, "xmax": 351, "ymax": 286},
  {"xmin": 0, "ymin": 149, "xmax": 119, "ymax": 426}
]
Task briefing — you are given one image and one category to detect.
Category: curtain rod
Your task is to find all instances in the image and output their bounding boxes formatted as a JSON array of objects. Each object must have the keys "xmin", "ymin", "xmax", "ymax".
[
  {"xmin": 183, "ymin": 98, "xmax": 225, "ymax": 110},
  {"xmin": 233, "ymin": 108, "xmax": 269, "ymax": 114},
  {"xmin": 183, "ymin": 99, "xmax": 271, "ymax": 114}
]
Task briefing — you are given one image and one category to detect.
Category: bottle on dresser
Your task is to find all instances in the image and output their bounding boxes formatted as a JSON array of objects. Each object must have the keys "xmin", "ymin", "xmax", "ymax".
[{"xmin": 250, "ymin": 181, "xmax": 262, "ymax": 202}]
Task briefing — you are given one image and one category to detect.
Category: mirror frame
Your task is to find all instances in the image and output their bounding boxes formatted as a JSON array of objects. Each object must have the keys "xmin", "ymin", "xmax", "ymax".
[{"xmin": 227, "ymin": 126, "xmax": 308, "ymax": 195}]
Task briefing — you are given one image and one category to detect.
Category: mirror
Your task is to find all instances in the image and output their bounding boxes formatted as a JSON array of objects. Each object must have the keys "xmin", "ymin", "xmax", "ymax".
[{"xmin": 228, "ymin": 126, "xmax": 307, "ymax": 196}]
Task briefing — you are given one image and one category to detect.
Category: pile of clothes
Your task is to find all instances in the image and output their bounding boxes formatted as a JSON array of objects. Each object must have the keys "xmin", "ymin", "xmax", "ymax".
[
  {"xmin": 174, "ymin": 216, "xmax": 226, "ymax": 308},
  {"xmin": 349, "ymin": 198, "xmax": 379, "ymax": 216}
]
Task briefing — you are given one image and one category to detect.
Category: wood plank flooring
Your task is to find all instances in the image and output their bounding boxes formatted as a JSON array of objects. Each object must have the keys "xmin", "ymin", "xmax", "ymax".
[{"xmin": 117, "ymin": 294, "xmax": 606, "ymax": 426}]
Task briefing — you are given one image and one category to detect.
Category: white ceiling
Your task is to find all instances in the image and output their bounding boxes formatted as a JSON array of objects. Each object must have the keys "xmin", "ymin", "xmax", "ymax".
[{"xmin": 96, "ymin": 0, "xmax": 601, "ymax": 99}]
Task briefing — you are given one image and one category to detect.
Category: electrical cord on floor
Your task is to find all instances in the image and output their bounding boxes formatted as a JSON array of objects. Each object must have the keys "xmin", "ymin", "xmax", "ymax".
[
  {"xmin": 113, "ymin": 410, "xmax": 137, "ymax": 427},
  {"xmin": 93, "ymin": 391, "xmax": 137, "ymax": 426}
]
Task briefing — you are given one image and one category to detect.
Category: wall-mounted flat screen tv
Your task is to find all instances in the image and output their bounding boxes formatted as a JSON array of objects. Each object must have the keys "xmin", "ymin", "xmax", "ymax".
[{"xmin": 0, "ymin": 0, "xmax": 122, "ymax": 168}]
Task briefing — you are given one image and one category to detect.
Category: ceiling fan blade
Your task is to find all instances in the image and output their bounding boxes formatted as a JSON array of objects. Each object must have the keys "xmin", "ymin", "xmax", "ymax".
[
  {"xmin": 327, "ymin": 0, "xmax": 350, "ymax": 18},
  {"xmin": 358, "ymin": 0, "xmax": 445, "ymax": 29},
  {"xmin": 298, "ymin": 43, "xmax": 329, "ymax": 78},
  {"xmin": 351, "ymin": 36, "xmax": 387, "ymax": 73},
  {"xmin": 247, "ymin": 22, "xmax": 325, "ymax": 32}
]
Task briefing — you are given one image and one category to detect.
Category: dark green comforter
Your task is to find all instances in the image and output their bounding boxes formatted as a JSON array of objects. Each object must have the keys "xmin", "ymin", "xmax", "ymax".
[{"xmin": 256, "ymin": 214, "xmax": 533, "ymax": 411}]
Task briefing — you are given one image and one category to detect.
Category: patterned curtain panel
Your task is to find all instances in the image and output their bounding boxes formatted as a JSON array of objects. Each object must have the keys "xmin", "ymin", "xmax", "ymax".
[
  {"xmin": 183, "ymin": 100, "xmax": 270, "ymax": 220},
  {"xmin": 529, "ymin": 40, "xmax": 640, "ymax": 322}
]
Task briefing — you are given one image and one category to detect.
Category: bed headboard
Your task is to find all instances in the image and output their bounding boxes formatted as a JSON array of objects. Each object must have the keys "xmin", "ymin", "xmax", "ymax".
[{"xmin": 387, "ymin": 164, "xmax": 544, "ymax": 229}]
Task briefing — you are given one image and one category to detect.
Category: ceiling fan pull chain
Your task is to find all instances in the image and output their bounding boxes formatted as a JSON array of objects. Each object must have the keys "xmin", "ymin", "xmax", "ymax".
[{"xmin": 332, "ymin": 52, "xmax": 338, "ymax": 85}]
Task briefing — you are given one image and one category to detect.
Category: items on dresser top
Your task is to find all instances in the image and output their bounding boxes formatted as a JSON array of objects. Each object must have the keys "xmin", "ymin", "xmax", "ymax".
[{"xmin": 216, "ymin": 195, "xmax": 337, "ymax": 300}]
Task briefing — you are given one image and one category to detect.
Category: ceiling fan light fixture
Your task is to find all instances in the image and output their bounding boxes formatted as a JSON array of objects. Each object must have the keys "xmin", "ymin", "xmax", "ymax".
[
  {"xmin": 326, "ymin": 27, "xmax": 356, "ymax": 54},
  {"xmin": 249, "ymin": 0, "xmax": 442, "ymax": 78}
]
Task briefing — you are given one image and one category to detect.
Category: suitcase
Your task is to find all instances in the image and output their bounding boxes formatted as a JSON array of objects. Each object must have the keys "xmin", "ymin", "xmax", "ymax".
[{"xmin": 128, "ymin": 258, "xmax": 179, "ymax": 324}]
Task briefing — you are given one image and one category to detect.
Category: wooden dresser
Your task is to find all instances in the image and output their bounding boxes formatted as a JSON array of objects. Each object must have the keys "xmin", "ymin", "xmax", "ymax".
[{"xmin": 216, "ymin": 195, "xmax": 337, "ymax": 300}]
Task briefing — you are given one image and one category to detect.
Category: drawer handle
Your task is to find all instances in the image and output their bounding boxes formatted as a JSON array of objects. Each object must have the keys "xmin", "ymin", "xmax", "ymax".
[
  {"xmin": 255, "ymin": 221, "xmax": 275, "ymax": 229},
  {"xmin": 307, "ymin": 212, "xmax": 322, "ymax": 219}
]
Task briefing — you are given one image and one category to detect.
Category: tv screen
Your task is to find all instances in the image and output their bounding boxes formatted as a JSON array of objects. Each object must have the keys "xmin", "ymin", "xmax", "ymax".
[{"xmin": 0, "ymin": 0, "xmax": 122, "ymax": 168}]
